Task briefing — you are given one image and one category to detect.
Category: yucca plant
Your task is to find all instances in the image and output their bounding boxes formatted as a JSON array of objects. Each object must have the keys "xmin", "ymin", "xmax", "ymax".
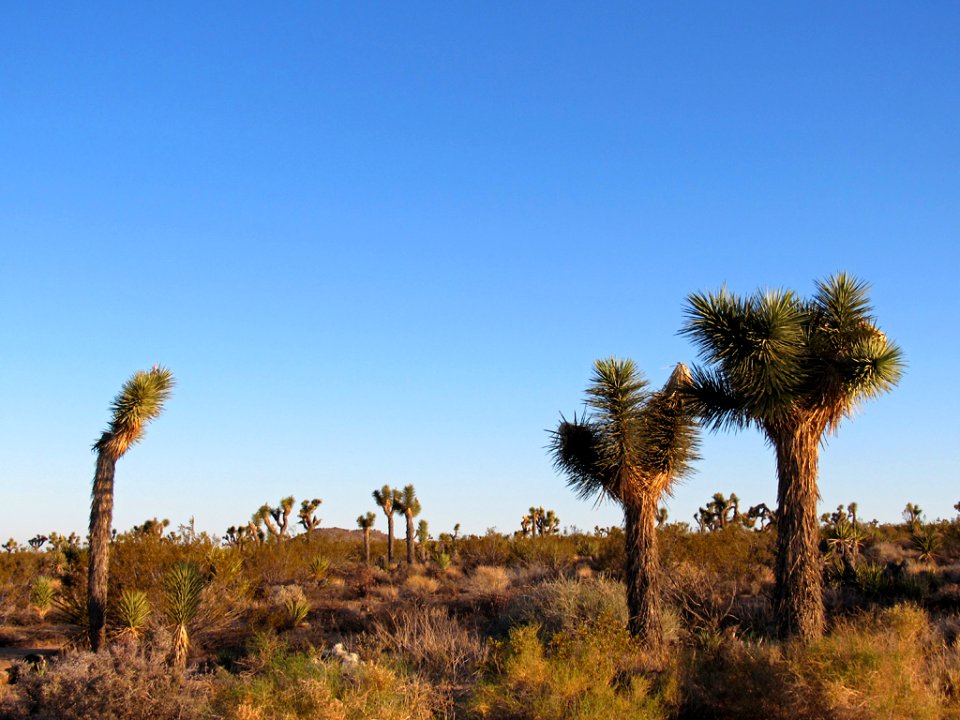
[
  {"xmin": 88, "ymin": 366, "xmax": 174, "ymax": 651},
  {"xmin": 283, "ymin": 594, "xmax": 310, "ymax": 628},
  {"xmin": 308, "ymin": 555, "xmax": 330, "ymax": 584},
  {"xmin": 30, "ymin": 576, "xmax": 56, "ymax": 620},
  {"xmin": 550, "ymin": 359, "xmax": 699, "ymax": 653},
  {"xmin": 912, "ymin": 526, "xmax": 941, "ymax": 563},
  {"xmin": 682, "ymin": 274, "xmax": 903, "ymax": 640},
  {"xmin": 114, "ymin": 588, "xmax": 150, "ymax": 641},
  {"xmin": 163, "ymin": 561, "xmax": 205, "ymax": 667}
]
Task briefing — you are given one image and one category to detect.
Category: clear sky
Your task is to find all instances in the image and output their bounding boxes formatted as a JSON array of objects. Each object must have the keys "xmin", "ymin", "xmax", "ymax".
[{"xmin": 1, "ymin": 2, "xmax": 958, "ymax": 542}]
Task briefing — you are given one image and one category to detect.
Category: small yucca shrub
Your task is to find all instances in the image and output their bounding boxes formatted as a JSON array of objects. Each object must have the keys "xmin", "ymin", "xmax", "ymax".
[
  {"xmin": 30, "ymin": 575, "xmax": 56, "ymax": 620},
  {"xmin": 308, "ymin": 555, "xmax": 330, "ymax": 584},
  {"xmin": 162, "ymin": 561, "xmax": 205, "ymax": 667},
  {"xmin": 114, "ymin": 589, "xmax": 150, "ymax": 640},
  {"xmin": 913, "ymin": 526, "xmax": 941, "ymax": 563}
]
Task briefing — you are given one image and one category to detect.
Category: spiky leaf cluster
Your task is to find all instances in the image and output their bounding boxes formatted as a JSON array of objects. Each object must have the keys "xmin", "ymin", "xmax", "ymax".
[
  {"xmin": 550, "ymin": 358, "xmax": 699, "ymax": 506},
  {"xmin": 681, "ymin": 273, "xmax": 904, "ymax": 433},
  {"xmin": 95, "ymin": 366, "xmax": 175, "ymax": 457}
]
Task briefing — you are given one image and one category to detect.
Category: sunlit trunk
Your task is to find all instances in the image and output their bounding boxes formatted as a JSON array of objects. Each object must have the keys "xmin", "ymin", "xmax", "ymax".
[
  {"xmin": 624, "ymin": 496, "xmax": 662, "ymax": 654},
  {"xmin": 771, "ymin": 421, "xmax": 825, "ymax": 641},
  {"xmin": 405, "ymin": 513, "xmax": 415, "ymax": 565},
  {"xmin": 88, "ymin": 451, "xmax": 116, "ymax": 651}
]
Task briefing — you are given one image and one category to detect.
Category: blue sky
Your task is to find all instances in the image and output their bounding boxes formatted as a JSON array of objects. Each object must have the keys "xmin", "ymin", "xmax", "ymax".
[{"xmin": 1, "ymin": 2, "xmax": 958, "ymax": 541}]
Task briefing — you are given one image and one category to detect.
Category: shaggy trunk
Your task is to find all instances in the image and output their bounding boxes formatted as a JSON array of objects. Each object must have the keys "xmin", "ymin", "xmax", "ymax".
[
  {"xmin": 405, "ymin": 512, "xmax": 415, "ymax": 565},
  {"xmin": 386, "ymin": 513, "xmax": 395, "ymax": 563},
  {"xmin": 624, "ymin": 497, "xmax": 662, "ymax": 654},
  {"xmin": 771, "ymin": 421, "xmax": 825, "ymax": 641},
  {"xmin": 88, "ymin": 450, "xmax": 117, "ymax": 652},
  {"xmin": 363, "ymin": 528, "xmax": 371, "ymax": 565}
]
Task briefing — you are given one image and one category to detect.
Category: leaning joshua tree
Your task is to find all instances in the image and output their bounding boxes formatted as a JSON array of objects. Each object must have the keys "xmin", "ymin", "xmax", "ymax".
[
  {"xmin": 394, "ymin": 484, "xmax": 422, "ymax": 565},
  {"xmin": 373, "ymin": 485, "xmax": 402, "ymax": 563},
  {"xmin": 681, "ymin": 273, "xmax": 903, "ymax": 641},
  {"xmin": 89, "ymin": 366, "xmax": 174, "ymax": 651},
  {"xmin": 550, "ymin": 358, "xmax": 698, "ymax": 653}
]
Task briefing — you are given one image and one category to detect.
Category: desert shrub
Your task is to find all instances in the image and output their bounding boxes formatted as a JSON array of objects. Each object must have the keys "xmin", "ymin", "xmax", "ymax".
[
  {"xmin": 467, "ymin": 620, "xmax": 670, "ymax": 719},
  {"xmin": 210, "ymin": 640, "xmax": 436, "ymax": 720},
  {"xmin": 503, "ymin": 576, "xmax": 627, "ymax": 636},
  {"xmin": 308, "ymin": 555, "xmax": 330, "ymax": 583},
  {"xmin": 664, "ymin": 562, "xmax": 740, "ymax": 635},
  {"xmin": 464, "ymin": 566, "xmax": 511, "ymax": 597},
  {"xmin": 681, "ymin": 604, "xmax": 945, "ymax": 720},
  {"xmin": 458, "ymin": 532, "xmax": 511, "ymax": 568},
  {"xmin": 2, "ymin": 637, "xmax": 209, "ymax": 719},
  {"xmin": 367, "ymin": 605, "xmax": 487, "ymax": 683},
  {"xmin": 403, "ymin": 573, "xmax": 440, "ymax": 596},
  {"xmin": 508, "ymin": 536, "xmax": 577, "ymax": 574}
]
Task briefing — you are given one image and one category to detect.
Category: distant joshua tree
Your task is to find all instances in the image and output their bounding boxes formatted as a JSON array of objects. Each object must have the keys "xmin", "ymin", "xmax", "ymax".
[
  {"xmin": 298, "ymin": 498, "xmax": 323, "ymax": 535},
  {"xmin": 88, "ymin": 366, "xmax": 175, "ymax": 652},
  {"xmin": 417, "ymin": 519, "xmax": 430, "ymax": 562},
  {"xmin": 682, "ymin": 273, "xmax": 902, "ymax": 641},
  {"xmin": 394, "ymin": 484, "xmax": 422, "ymax": 565},
  {"xmin": 373, "ymin": 485, "xmax": 402, "ymax": 563},
  {"xmin": 903, "ymin": 502, "xmax": 924, "ymax": 530},
  {"xmin": 132, "ymin": 517, "xmax": 169, "ymax": 539},
  {"xmin": 258, "ymin": 496, "xmax": 295, "ymax": 541},
  {"xmin": 357, "ymin": 512, "xmax": 376, "ymax": 565},
  {"xmin": 551, "ymin": 359, "xmax": 698, "ymax": 653}
]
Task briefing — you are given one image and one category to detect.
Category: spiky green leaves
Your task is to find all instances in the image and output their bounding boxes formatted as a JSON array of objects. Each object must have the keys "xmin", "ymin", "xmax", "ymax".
[
  {"xmin": 395, "ymin": 484, "xmax": 421, "ymax": 518},
  {"xmin": 682, "ymin": 273, "xmax": 904, "ymax": 432},
  {"xmin": 550, "ymin": 358, "xmax": 699, "ymax": 506},
  {"xmin": 95, "ymin": 366, "xmax": 175, "ymax": 457},
  {"xmin": 357, "ymin": 511, "xmax": 376, "ymax": 530}
]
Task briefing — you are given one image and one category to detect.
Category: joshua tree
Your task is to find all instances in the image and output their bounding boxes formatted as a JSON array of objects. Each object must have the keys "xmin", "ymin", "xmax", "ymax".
[
  {"xmin": 132, "ymin": 517, "xmax": 169, "ymax": 539},
  {"xmin": 298, "ymin": 498, "xmax": 323, "ymax": 535},
  {"xmin": 88, "ymin": 366, "xmax": 174, "ymax": 652},
  {"xmin": 682, "ymin": 273, "xmax": 903, "ymax": 640},
  {"xmin": 28, "ymin": 535, "xmax": 48, "ymax": 551},
  {"xmin": 3, "ymin": 539, "xmax": 18, "ymax": 553},
  {"xmin": 550, "ymin": 359, "xmax": 698, "ymax": 652},
  {"xmin": 417, "ymin": 519, "xmax": 430, "ymax": 562},
  {"xmin": 394, "ymin": 484, "xmax": 422, "ymax": 565},
  {"xmin": 847, "ymin": 502, "xmax": 859, "ymax": 530},
  {"xmin": 357, "ymin": 511, "xmax": 376, "ymax": 564},
  {"xmin": 373, "ymin": 485, "xmax": 401, "ymax": 563},
  {"xmin": 903, "ymin": 502, "xmax": 924, "ymax": 530},
  {"xmin": 258, "ymin": 496, "xmax": 295, "ymax": 541}
]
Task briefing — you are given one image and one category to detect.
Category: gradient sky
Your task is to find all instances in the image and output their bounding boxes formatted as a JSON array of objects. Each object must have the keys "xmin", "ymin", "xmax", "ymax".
[{"xmin": 2, "ymin": 2, "xmax": 958, "ymax": 542}]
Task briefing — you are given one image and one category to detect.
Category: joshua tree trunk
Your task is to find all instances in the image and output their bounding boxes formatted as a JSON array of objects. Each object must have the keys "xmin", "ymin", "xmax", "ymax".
[
  {"xmin": 405, "ymin": 512, "xmax": 415, "ymax": 565},
  {"xmin": 624, "ymin": 495, "xmax": 662, "ymax": 655},
  {"xmin": 386, "ymin": 514, "xmax": 395, "ymax": 563},
  {"xmin": 363, "ymin": 527, "xmax": 371, "ymax": 565},
  {"xmin": 770, "ymin": 421, "xmax": 825, "ymax": 641},
  {"xmin": 88, "ymin": 451, "xmax": 117, "ymax": 652}
]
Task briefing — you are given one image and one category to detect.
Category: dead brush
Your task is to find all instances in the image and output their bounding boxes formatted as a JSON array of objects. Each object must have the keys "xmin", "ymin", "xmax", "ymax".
[
  {"xmin": 665, "ymin": 562, "xmax": 738, "ymax": 637},
  {"xmin": 366, "ymin": 605, "xmax": 487, "ymax": 684}
]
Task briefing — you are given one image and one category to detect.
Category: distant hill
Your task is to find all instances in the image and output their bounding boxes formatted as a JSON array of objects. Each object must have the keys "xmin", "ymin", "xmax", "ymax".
[{"xmin": 310, "ymin": 526, "xmax": 387, "ymax": 542}]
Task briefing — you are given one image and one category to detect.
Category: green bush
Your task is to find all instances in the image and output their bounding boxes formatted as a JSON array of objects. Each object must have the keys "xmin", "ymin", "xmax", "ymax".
[{"xmin": 468, "ymin": 621, "xmax": 670, "ymax": 719}]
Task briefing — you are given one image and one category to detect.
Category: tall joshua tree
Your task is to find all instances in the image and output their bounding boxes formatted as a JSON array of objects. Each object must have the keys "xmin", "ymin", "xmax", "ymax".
[
  {"xmin": 89, "ymin": 366, "xmax": 174, "ymax": 651},
  {"xmin": 357, "ymin": 512, "xmax": 376, "ymax": 565},
  {"xmin": 682, "ymin": 273, "xmax": 903, "ymax": 641},
  {"xmin": 550, "ymin": 359, "xmax": 698, "ymax": 653},
  {"xmin": 394, "ymin": 484, "xmax": 422, "ymax": 565},
  {"xmin": 373, "ymin": 485, "xmax": 401, "ymax": 563}
]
